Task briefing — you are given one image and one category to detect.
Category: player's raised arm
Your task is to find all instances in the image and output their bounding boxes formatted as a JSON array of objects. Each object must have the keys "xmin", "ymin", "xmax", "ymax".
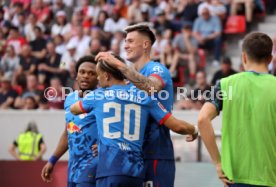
[{"xmin": 95, "ymin": 52, "xmax": 163, "ymax": 94}]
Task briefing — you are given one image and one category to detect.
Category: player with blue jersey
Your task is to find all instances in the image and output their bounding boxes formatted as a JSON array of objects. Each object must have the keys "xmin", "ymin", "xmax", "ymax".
[
  {"xmin": 95, "ymin": 24, "xmax": 191, "ymax": 187},
  {"xmin": 41, "ymin": 56, "xmax": 98, "ymax": 187},
  {"xmin": 70, "ymin": 58, "xmax": 198, "ymax": 187}
]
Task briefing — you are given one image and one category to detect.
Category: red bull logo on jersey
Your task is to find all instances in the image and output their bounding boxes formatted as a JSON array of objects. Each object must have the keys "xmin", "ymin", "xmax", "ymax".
[{"xmin": 67, "ymin": 122, "xmax": 81, "ymax": 134}]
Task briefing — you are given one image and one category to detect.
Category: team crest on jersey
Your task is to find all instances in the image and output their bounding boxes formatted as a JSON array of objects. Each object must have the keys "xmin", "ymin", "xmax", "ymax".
[
  {"xmin": 152, "ymin": 66, "xmax": 163, "ymax": 74},
  {"xmin": 79, "ymin": 113, "xmax": 87, "ymax": 119},
  {"xmin": 158, "ymin": 102, "xmax": 167, "ymax": 113}
]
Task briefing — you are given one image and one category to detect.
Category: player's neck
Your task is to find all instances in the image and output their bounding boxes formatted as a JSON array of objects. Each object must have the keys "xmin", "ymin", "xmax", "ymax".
[
  {"xmin": 134, "ymin": 55, "xmax": 151, "ymax": 71},
  {"xmin": 107, "ymin": 79, "xmax": 126, "ymax": 87},
  {"xmin": 245, "ymin": 62, "xmax": 269, "ymax": 73}
]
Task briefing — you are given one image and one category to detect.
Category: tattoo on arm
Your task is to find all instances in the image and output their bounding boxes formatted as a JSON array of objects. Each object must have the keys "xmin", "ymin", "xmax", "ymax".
[{"xmin": 120, "ymin": 66, "xmax": 163, "ymax": 94}]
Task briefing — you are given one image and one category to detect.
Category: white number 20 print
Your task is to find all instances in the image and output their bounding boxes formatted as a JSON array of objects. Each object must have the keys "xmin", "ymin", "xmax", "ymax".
[{"xmin": 103, "ymin": 102, "xmax": 141, "ymax": 141}]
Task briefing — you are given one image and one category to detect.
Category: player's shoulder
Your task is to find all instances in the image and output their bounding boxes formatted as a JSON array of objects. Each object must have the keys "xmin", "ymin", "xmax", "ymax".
[
  {"xmin": 145, "ymin": 61, "xmax": 170, "ymax": 76},
  {"xmin": 64, "ymin": 91, "xmax": 79, "ymax": 108}
]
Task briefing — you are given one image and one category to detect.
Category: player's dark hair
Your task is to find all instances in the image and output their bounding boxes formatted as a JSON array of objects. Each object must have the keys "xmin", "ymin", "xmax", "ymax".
[
  {"xmin": 98, "ymin": 54, "xmax": 125, "ymax": 81},
  {"xmin": 124, "ymin": 23, "xmax": 156, "ymax": 46},
  {"xmin": 75, "ymin": 55, "xmax": 97, "ymax": 73},
  {"xmin": 242, "ymin": 32, "xmax": 273, "ymax": 63}
]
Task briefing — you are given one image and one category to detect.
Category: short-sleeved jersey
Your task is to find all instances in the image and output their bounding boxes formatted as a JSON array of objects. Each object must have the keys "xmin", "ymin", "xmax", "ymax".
[
  {"xmin": 138, "ymin": 61, "xmax": 175, "ymax": 160},
  {"xmin": 64, "ymin": 91, "xmax": 98, "ymax": 183},
  {"xmin": 80, "ymin": 84, "xmax": 171, "ymax": 179}
]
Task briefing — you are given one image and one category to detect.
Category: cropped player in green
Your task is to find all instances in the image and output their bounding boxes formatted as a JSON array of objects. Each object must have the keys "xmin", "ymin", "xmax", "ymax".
[{"xmin": 198, "ymin": 32, "xmax": 276, "ymax": 187}]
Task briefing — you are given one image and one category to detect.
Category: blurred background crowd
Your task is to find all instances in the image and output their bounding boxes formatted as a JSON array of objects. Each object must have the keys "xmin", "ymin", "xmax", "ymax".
[{"xmin": 0, "ymin": 0, "xmax": 275, "ymax": 110}]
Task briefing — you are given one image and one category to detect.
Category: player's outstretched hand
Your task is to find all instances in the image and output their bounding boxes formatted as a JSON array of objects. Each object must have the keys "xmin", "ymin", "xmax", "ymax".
[
  {"xmin": 41, "ymin": 162, "xmax": 54, "ymax": 183},
  {"xmin": 91, "ymin": 144, "xmax": 98, "ymax": 157},
  {"xmin": 95, "ymin": 52, "xmax": 123, "ymax": 68},
  {"xmin": 185, "ymin": 133, "xmax": 198, "ymax": 142},
  {"xmin": 216, "ymin": 163, "xmax": 234, "ymax": 187}
]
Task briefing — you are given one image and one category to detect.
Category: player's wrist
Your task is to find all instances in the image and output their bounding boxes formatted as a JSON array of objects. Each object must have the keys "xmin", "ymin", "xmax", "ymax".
[
  {"xmin": 193, "ymin": 125, "xmax": 199, "ymax": 135},
  {"xmin": 48, "ymin": 155, "xmax": 58, "ymax": 165}
]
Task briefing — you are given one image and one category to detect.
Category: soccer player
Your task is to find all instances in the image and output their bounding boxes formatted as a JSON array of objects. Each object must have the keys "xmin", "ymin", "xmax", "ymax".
[
  {"xmin": 198, "ymin": 32, "xmax": 276, "ymax": 187},
  {"xmin": 95, "ymin": 23, "xmax": 180, "ymax": 187},
  {"xmin": 41, "ymin": 56, "xmax": 98, "ymax": 187},
  {"xmin": 70, "ymin": 59, "xmax": 198, "ymax": 187}
]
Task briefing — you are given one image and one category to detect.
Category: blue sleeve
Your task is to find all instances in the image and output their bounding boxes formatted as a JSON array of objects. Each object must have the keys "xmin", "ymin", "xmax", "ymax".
[
  {"xmin": 148, "ymin": 63, "xmax": 171, "ymax": 88},
  {"xmin": 80, "ymin": 91, "xmax": 96, "ymax": 113},
  {"xmin": 149, "ymin": 100, "xmax": 171, "ymax": 125},
  {"xmin": 207, "ymin": 81, "xmax": 223, "ymax": 113}
]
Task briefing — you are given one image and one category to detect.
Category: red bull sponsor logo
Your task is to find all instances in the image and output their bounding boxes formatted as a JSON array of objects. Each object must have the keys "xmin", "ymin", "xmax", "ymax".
[{"xmin": 67, "ymin": 122, "xmax": 81, "ymax": 133}]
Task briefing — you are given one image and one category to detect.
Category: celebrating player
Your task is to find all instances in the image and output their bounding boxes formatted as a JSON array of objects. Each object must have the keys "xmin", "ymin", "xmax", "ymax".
[
  {"xmin": 41, "ymin": 56, "xmax": 98, "ymax": 187},
  {"xmin": 70, "ymin": 57, "xmax": 198, "ymax": 187},
  {"xmin": 198, "ymin": 32, "xmax": 276, "ymax": 187},
  {"xmin": 95, "ymin": 23, "xmax": 181, "ymax": 187}
]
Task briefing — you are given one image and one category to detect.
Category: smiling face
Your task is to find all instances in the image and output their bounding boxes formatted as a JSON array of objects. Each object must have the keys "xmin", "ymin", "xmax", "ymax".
[
  {"xmin": 124, "ymin": 31, "xmax": 145, "ymax": 62},
  {"xmin": 76, "ymin": 62, "xmax": 98, "ymax": 91}
]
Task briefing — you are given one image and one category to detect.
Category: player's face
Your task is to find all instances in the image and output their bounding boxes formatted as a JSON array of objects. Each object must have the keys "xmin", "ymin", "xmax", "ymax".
[
  {"xmin": 96, "ymin": 63, "xmax": 108, "ymax": 88},
  {"xmin": 124, "ymin": 31, "xmax": 145, "ymax": 62},
  {"xmin": 76, "ymin": 62, "xmax": 98, "ymax": 91}
]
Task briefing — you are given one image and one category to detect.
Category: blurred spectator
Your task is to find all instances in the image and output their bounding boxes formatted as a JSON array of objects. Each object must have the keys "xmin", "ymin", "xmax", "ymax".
[
  {"xmin": 68, "ymin": 25, "xmax": 90, "ymax": 57},
  {"xmin": 22, "ymin": 95, "xmax": 38, "ymax": 109},
  {"xmin": 231, "ymin": 0, "xmax": 254, "ymax": 24},
  {"xmin": 0, "ymin": 45, "xmax": 20, "ymax": 82},
  {"xmin": 38, "ymin": 94, "xmax": 49, "ymax": 110},
  {"xmin": 14, "ymin": 74, "xmax": 42, "ymax": 109},
  {"xmin": 31, "ymin": 0, "xmax": 52, "ymax": 24},
  {"xmin": 30, "ymin": 26, "xmax": 47, "ymax": 61},
  {"xmin": 0, "ymin": 75, "xmax": 18, "ymax": 109},
  {"xmin": 0, "ymin": 29, "xmax": 7, "ymax": 57},
  {"xmin": 10, "ymin": 2, "xmax": 24, "ymax": 28},
  {"xmin": 211, "ymin": 0, "xmax": 227, "ymax": 22},
  {"xmin": 174, "ymin": 71, "xmax": 211, "ymax": 110},
  {"xmin": 171, "ymin": 22, "xmax": 198, "ymax": 84},
  {"xmin": 176, "ymin": 0, "xmax": 200, "ymax": 23},
  {"xmin": 114, "ymin": 0, "xmax": 128, "ymax": 18},
  {"xmin": 211, "ymin": 57, "xmax": 237, "ymax": 85},
  {"xmin": 153, "ymin": 10, "xmax": 177, "ymax": 34},
  {"xmin": 24, "ymin": 13, "xmax": 44, "ymax": 42},
  {"xmin": 37, "ymin": 41, "xmax": 63, "ymax": 85},
  {"xmin": 193, "ymin": 6, "xmax": 222, "ymax": 65},
  {"xmin": 60, "ymin": 39, "xmax": 79, "ymax": 71},
  {"xmin": 10, "ymin": 0, "xmax": 32, "ymax": 12},
  {"xmin": 9, "ymin": 121, "xmax": 46, "ymax": 160},
  {"xmin": 17, "ymin": 44, "xmax": 37, "ymax": 76},
  {"xmin": 86, "ymin": 38, "xmax": 102, "ymax": 56},
  {"xmin": 94, "ymin": 11, "xmax": 110, "ymax": 41},
  {"xmin": 47, "ymin": 77, "xmax": 64, "ymax": 110},
  {"xmin": 151, "ymin": 29, "xmax": 172, "ymax": 61},
  {"xmin": 17, "ymin": 13, "xmax": 26, "ymax": 36},
  {"xmin": 7, "ymin": 26, "xmax": 26, "ymax": 55},
  {"xmin": 160, "ymin": 41, "xmax": 177, "ymax": 77},
  {"xmin": 127, "ymin": 0, "xmax": 147, "ymax": 24},
  {"xmin": 51, "ymin": 10, "xmax": 72, "ymax": 40},
  {"xmin": 53, "ymin": 34, "xmax": 66, "ymax": 55},
  {"xmin": 104, "ymin": 7, "xmax": 128, "ymax": 35}
]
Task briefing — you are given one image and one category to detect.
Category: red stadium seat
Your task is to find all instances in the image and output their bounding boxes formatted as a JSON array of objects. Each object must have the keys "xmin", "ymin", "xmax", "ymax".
[
  {"xmin": 198, "ymin": 49, "xmax": 206, "ymax": 69},
  {"xmin": 173, "ymin": 66, "xmax": 185, "ymax": 87},
  {"xmin": 224, "ymin": 15, "xmax": 246, "ymax": 34}
]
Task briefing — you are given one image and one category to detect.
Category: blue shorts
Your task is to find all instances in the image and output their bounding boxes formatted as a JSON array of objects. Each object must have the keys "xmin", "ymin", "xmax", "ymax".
[
  {"xmin": 67, "ymin": 182, "xmax": 95, "ymax": 187},
  {"xmin": 144, "ymin": 159, "xmax": 175, "ymax": 187},
  {"xmin": 229, "ymin": 184, "xmax": 268, "ymax": 187},
  {"xmin": 96, "ymin": 176, "xmax": 143, "ymax": 187}
]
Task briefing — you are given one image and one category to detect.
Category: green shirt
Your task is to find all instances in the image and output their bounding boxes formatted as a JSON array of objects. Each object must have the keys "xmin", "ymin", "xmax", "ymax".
[{"xmin": 220, "ymin": 72, "xmax": 276, "ymax": 186}]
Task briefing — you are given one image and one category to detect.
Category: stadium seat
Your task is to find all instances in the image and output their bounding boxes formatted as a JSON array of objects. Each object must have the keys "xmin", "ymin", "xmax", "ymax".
[
  {"xmin": 173, "ymin": 66, "xmax": 185, "ymax": 87},
  {"xmin": 224, "ymin": 15, "xmax": 246, "ymax": 34},
  {"xmin": 198, "ymin": 49, "xmax": 206, "ymax": 69}
]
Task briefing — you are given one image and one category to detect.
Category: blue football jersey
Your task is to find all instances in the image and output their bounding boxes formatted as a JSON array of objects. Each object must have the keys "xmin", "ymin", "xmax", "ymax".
[
  {"xmin": 80, "ymin": 84, "xmax": 171, "ymax": 179},
  {"xmin": 139, "ymin": 61, "xmax": 175, "ymax": 160},
  {"xmin": 64, "ymin": 91, "xmax": 98, "ymax": 183}
]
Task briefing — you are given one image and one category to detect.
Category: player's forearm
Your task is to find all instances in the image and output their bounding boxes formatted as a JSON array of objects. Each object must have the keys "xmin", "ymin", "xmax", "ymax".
[
  {"xmin": 70, "ymin": 102, "xmax": 83, "ymax": 115},
  {"xmin": 51, "ymin": 129, "xmax": 68, "ymax": 159},
  {"xmin": 119, "ymin": 65, "xmax": 162, "ymax": 94},
  {"xmin": 9, "ymin": 146, "xmax": 20, "ymax": 160},
  {"xmin": 164, "ymin": 116, "xmax": 196, "ymax": 135},
  {"xmin": 198, "ymin": 117, "xmax": 221, "ymax": 165}
]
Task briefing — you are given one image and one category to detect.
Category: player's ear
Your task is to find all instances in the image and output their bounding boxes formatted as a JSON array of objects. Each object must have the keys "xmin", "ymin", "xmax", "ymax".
[
  {"xmin": 241, "ymin": 52, "xmax": 247, "ymax": 67},
  {"xmin": 143, "ymin": 40, "xmax": 150, "ymax": 49}
]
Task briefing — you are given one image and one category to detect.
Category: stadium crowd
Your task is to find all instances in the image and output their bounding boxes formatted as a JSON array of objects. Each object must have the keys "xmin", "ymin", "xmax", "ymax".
[{"xmin": 0, "ymin": 0, "xmax": 275, "ymax": 110}]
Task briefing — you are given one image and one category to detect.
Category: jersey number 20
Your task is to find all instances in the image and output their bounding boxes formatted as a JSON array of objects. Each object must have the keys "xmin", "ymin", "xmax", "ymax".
[{"xmin": 103, "ymin": 102, "xmax": 141, "ymax": 141}]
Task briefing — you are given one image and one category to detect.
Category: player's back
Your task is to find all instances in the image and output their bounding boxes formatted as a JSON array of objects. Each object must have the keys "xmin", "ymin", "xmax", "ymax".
[
  {"xmin": 64, "ymin": 91, "xmax": 98, "ymax": 183},
  {"xmin": 81, "ymin": 84, "xmax": 170, "ymax": 179}
]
